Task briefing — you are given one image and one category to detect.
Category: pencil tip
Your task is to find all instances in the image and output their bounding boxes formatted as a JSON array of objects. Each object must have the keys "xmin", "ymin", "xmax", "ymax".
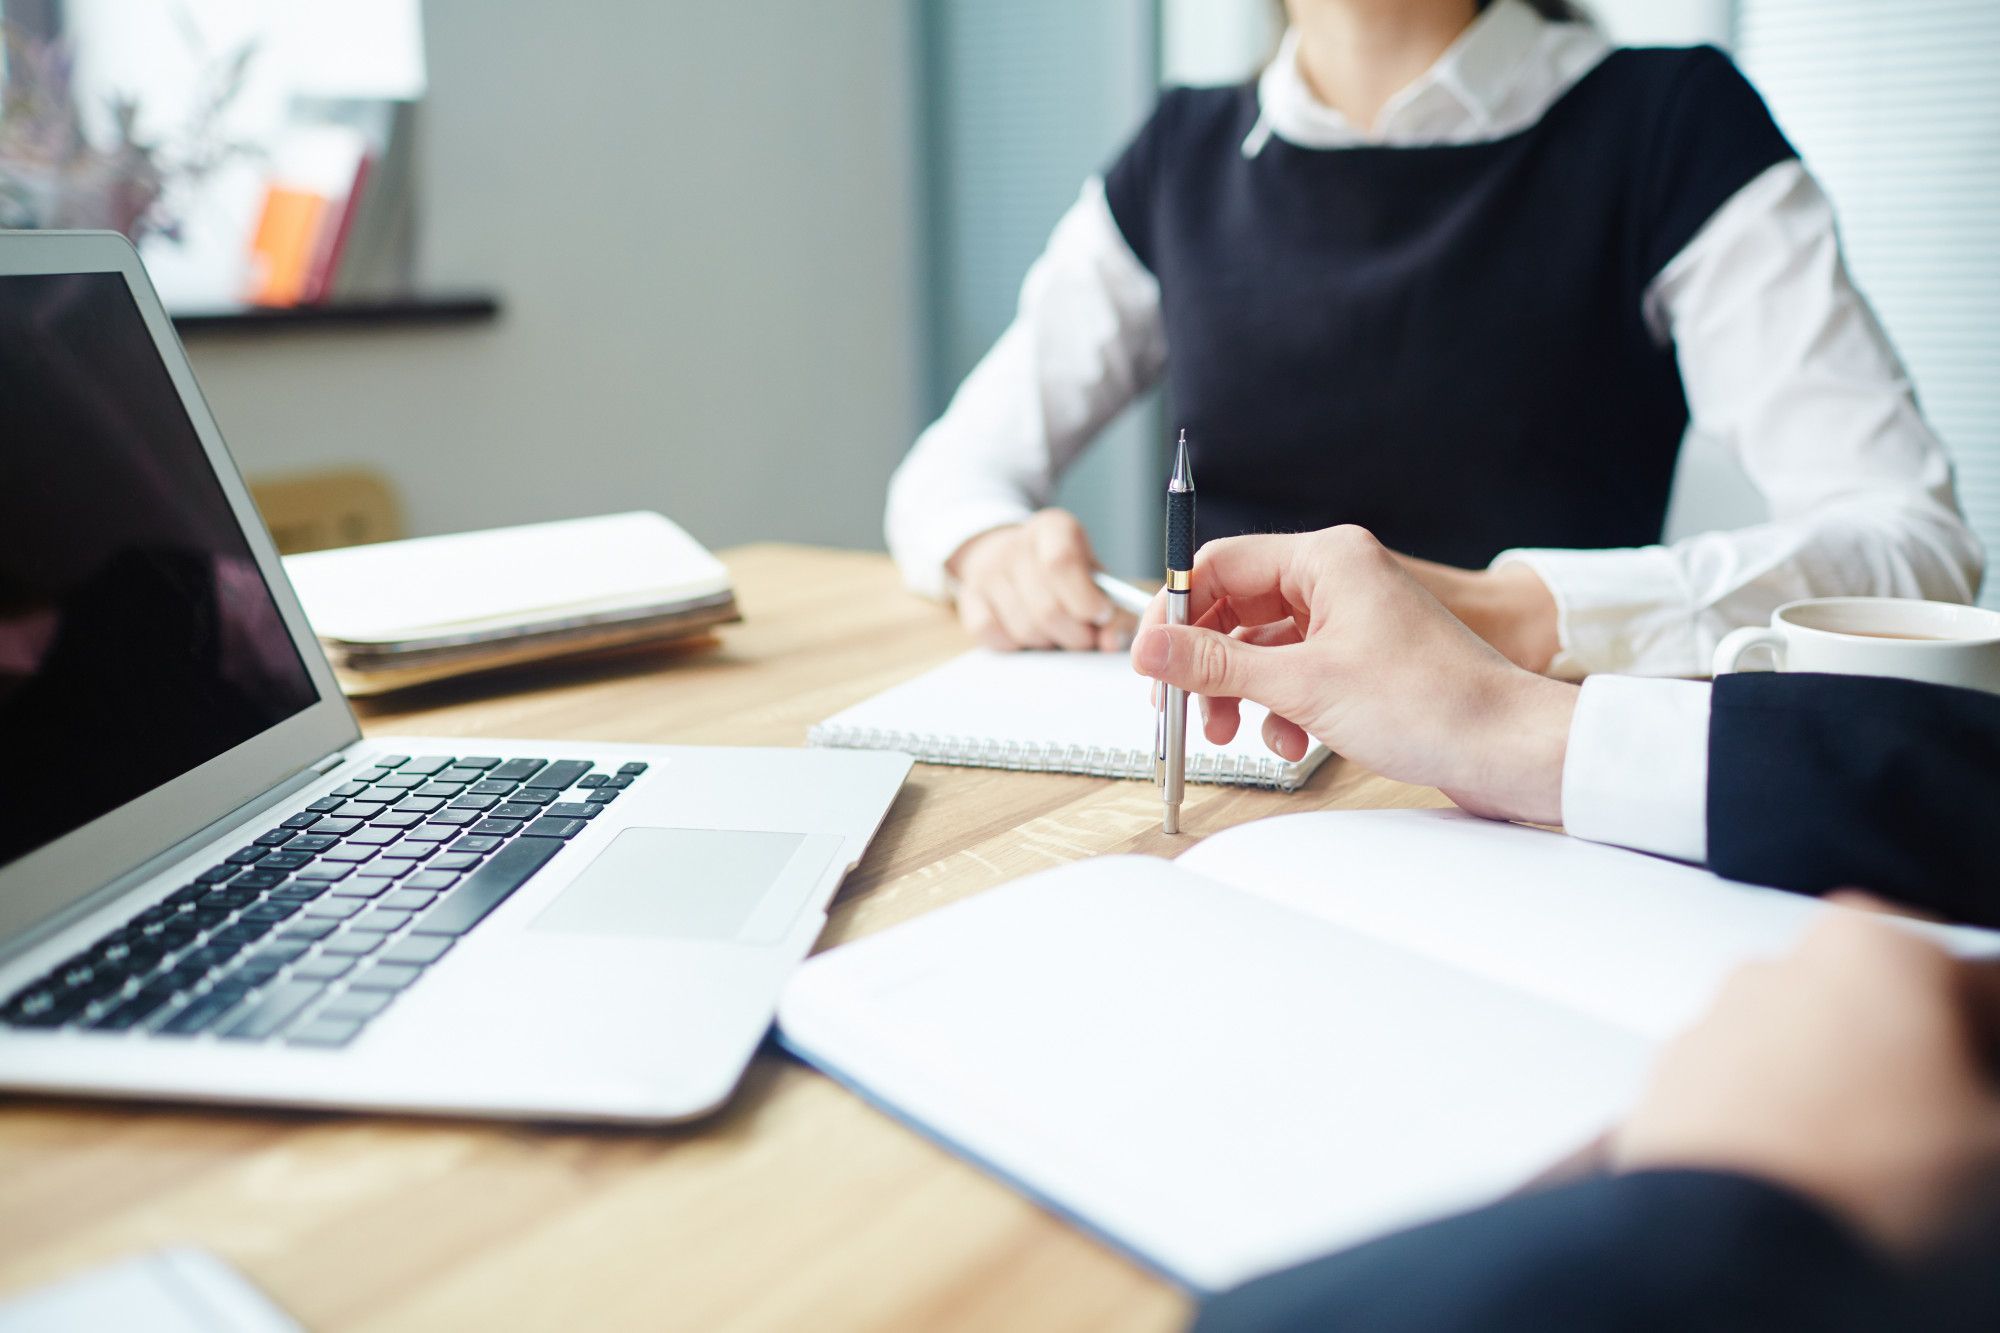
[{"xmin": 1170, "ymin": 430, "xmax": 1193, "ymax": 491}]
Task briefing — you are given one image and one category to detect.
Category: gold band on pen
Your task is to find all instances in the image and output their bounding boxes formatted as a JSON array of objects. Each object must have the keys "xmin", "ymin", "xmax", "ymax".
[{"xmin": 1166, "ymin": 569, "xmax": 1191, "ymax": 592}]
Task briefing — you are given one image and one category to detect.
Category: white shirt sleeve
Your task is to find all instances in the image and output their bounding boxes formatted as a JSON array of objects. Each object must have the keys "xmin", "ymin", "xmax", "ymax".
[
  {"xmin": 884, "ymin": 177, "xmax": 1166, "ymax": 599},
  {"xmin": 1496, "ymin": 160, "xmax": 1984, "ymax": 678},
  {"xmin": 1561, "ymin": 675, "xmax": 1713, "ymax": 864}
]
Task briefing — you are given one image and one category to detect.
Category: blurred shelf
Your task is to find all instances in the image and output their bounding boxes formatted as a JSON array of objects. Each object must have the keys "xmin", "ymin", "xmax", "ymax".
[{"xmin": 171, "ymin": 292, "xmax": 501, "ymax": 334}]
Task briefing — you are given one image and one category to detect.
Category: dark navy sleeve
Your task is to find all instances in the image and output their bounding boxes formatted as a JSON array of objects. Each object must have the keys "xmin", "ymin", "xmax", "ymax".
[
  {"xmin": 1102, "ymin": 91, "xmax": 1183, "ymax": 274},
  {"xmin": 1637, "ymin": 46, "xmax": 1797, "ymax": 281},
  {"xmin": 1707, "ymin": 672, "xmax": 2000, "ymax": 926},
  {"xmin": 1194, "ymin": 1170, "xmax": 1915, "ymax": 1333}
]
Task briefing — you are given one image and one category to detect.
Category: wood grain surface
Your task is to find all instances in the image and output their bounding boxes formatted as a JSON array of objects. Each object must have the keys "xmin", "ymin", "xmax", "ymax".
[{"xmin": 0, "ymin": 545, "xmax": 1449, "ymax": 1331}]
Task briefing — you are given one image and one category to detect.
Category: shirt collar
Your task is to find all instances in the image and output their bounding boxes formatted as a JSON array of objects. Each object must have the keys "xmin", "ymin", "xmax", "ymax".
[{"xmin": 1247, "ymin": 0, "xmax": 1576, "ymax": 155}]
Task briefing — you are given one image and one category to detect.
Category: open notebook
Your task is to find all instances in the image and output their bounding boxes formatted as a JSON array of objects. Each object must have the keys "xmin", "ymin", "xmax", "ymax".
[
  {"xmin": 807, "ymin": 650, "xmax": 1328, "ymax": 790},
  {"xmin": 780, "ymin": 809, "xmax": 2000, "ymax": 1292}
]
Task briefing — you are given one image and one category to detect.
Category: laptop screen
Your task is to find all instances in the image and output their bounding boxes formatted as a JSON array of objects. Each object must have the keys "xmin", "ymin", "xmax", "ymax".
[{"xmin": 0, "ymin": 272, "xmax": 321, "ymax": 868}]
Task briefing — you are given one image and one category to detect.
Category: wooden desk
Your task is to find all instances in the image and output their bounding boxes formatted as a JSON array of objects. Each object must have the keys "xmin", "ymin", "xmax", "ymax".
[{"xmin": 0, "ymin": 545, "xmax": 1448, "ymax": 1331}]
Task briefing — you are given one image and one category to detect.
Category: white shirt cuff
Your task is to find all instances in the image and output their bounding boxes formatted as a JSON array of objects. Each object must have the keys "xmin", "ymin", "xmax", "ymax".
[
  {"xmin": 1493, "ymin": 546, "xmax": 1703, "ymax": 678},
  {"xmin": 1561, "ymin": 675, "xmax": 1712, "ymax": 865}
]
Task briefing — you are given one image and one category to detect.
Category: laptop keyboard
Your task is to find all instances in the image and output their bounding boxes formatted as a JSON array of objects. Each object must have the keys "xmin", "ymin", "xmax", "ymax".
[{"xmin": 1, "ymin": 754, "xmax": 646, "ymax": 1048}]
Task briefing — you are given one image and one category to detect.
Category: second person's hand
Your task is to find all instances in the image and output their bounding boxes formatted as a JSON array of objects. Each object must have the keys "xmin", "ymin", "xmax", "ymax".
[
  {"xmin": 947, "ymin": 508, "xmax": 1135, "ymax": 652},
  {"xmin": 1130, "ymin": 525, "xmax": 1578, "ymax": 823}
]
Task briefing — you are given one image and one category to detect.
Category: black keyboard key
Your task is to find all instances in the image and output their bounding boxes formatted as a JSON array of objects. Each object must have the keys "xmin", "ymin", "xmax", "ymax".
[
  {"xmin": 180, "ymin": 943, "xmax": 241, "ymax": 970},
  {"xmin": 288, "ymin": 1016, "xmax": 367, "ymax": 1048},
  {"xmin": 260, "ymin": 850, "xmax": 314, "ymax": 870},
  {"xmin": 254, "ymin": 827, "xmax": 298, "ymax": 847},
  {"xmin": 316, "ymin": 816, "xmax": 363, "ymax": 836},
  {"xmin": 210, "ymin": 921, "xmax": 274, "ymax": 946},
  {"xmin": 404, "ymin": 826, "xmax": 457, "ymax": 844},
  {"xmin": 373, "ymin": 754, "xmax": 412, "ymax": 769},
  {"xmin": 295, "ymin": 864, "xmax": 353, "ymax": 883},
  {"xmin": 320, "ymin": 989, "xmax": 395, "ymax": 1020},
  {"xmin": 278, "ymin": 919, "xmax": 340, "ymax": 942},
  {"xmin": 195, "ymin": 865, "xmax": 243, "ymax": 884},
  {"xmin": 547, "ymin": 802, "xmax": 599, "ymax": 819},
  {"xmin": 417, "ymin": 782, "xmax": 467, "ymax": 799},
  {"xmin": 376, "ymin": 773, "xmax": 425, "ymax": 790},
  {"xmin": 471, "ymin": 818, "xmax": 524, "ymax": 838},
  {"xmin": 577, "ymin": 773, "xmax": 608, "ymax": 788},
  {"xmin": 320, "ymin": 844, "xmax": 379, "ymax": 864},
  {"xmin": 239, "ymin": 902, "xmax": 300, "ymax": 924},
  {"xmin": 372, "ymin": 811, "xmax": 422, "ymax": 829},
  {"xmin": 324, "ymin": 929, "xmax": 388, "ymax": 953},
  {"xmin": 505, "ymin": 788, "xmax": 557, "ymax": 807},
  {"xmin": 305, "ymin": 797, "xmax": 346, "ymax": 814},
  {"xmin": 395, "ymin": 796, "xmax": 445, "ymax": 814},
  {"xmin": 438, "ymin": 768, "xmax": 487, "ymax": 786},
  {"xmin": 429, "ymin": 852, "xmax": 483, "ymax": 872},
  {"xmin": 491, "ymin": 758, "xmax": 546, "ymax": 781},
  {"xmin": 90, "ymin": 985, "xmax": 179, "ymax": 1031},
  {"xmin": 267, "ymin": 882, "xmax": 328, "ymax": 903},
  {"xmin": 225, "ymin": 846, "xmax": 269, "ymax": 865},
  {"xmin": 522, "ymin": 760, "xmax": 591, "ymax": 791},
  {"xmin": 281, "ymin": 812, "xmax": 322, "ymax": 830},
  {"xmin": 491, "ymin": 802, "xmax": 541, "ymax": 821},
  {"xmin": 219, "ymin": 982, "xmax": 324, "ymax": 1040},
  {"xmin": 428, "ymin": 808, "xmax": 480, "ymax": 827},
  {"xmin": 330, "ymin": 876, "xmax": 396, "ymax": 899},
  {"xmin": 350, "ymin": 962, "xmax": 423, "ymax": 991},
  {"xmin": 338, "ymin": 800, "xmax": 391, "ymax": 819},
  {"xmin": 617, "ymin": 762, "xmax": 649, "ymax": 775},
  {"xmin": 157, "ymin": 989, "xmax": 245, "ymax": 1036},
  {"xmin": 348, "ymin": 826, "xmax": 401, "ymax": 846},
  {"xmin": 455, "ymin": 756, "xmax": 502, "ymax": 770},
  {"xmin": 291, "ymin": 955, "xmax": 354, "ymax": 982},
  {"xmin": 231, "ymin": 869, "xmax": 287, "ymax": 890},
  {"xmin": 450, "ymin": 794, "xmax": 500, "ymax": 812},
  {"xmin": 521, "ymin": 817, "xmax": 587, "ymax": 840},
  {"xmin": 255, "ymin": 941, "xmax": 312, "ymax": 965},
  {"xmin": 411, "ymin": 838, "xmax": 561, "ymax": 937},
  {"xmin": 164, "ymin": 885, "xmax": 208, "ymax": 906},
  {"xmin": 380, "ymin": 935, "xmax": 453, "ymax": 966},
  {"xmin": 606, "ymin": 775, "xmax": 636, "ymax": 789},
  {"xmin": 381, "ymin": 888, "xmax": 439, "ymax": 910},
  {"xmin": 226, "ymin": 957, "xmax": 289, "ymax": 986},
  {"xmin": 377, "ymin": 840, "xmax": 436, "ymax": 861},
  {"xmin": 585, "ymin": 789, "xmax": 618, "ymax": 805},
  {"xmin": 353, "ymin": 766, "xmax": 392, "ymax": 783},
  {"xmin": 350, "ymin": 908, "xmax": 413, "ymax": 934},
  {"xmin": 467, "ymin": 781, "xmax": 516, "ymax": 798},
  {"xmin": 455, "ymin": 835, "xmax": 504, "ymax": 854},
  {"xmin": 400, "ymin": 756, "xmax": 454, "ymax": 775},
  {"xmin": 290, "ymin": 834, "xmax": 339, "ymax": 853},
  {"xmin": 304, "ymin": 897, "xmax": 362, "ymax": 919},
  {"xmin": 331, "ymin": 782, "xmax": 370, "ymax": 798}
]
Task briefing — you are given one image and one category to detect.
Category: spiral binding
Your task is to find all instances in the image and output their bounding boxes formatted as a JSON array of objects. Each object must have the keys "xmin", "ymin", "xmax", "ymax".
[{"xmin": 805, "ymin": 724, "xmax": 1304, "ymax": 791}]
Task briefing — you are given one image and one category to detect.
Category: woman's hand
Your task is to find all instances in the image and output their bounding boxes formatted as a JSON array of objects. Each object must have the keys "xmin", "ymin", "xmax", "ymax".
[
  {"xmin": 1129, "ymin": 525, "xmax": 1577, "ymax": 824},
  {"xmin": 1393, "ymin": 554, "xmax": 1562, "ymax": 674},
  {"xmin": 946, "ymin": 509, "xmax": 1134, "ymax": 652},
  {"xmin": 1616, "ymin": 913, "xmax": 2000, "ymax": 1261}
]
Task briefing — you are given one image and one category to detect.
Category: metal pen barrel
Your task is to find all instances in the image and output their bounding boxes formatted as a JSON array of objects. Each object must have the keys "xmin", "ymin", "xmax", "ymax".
[{"xmin": 1161, "ymin": 430, "xmax": 1195, "ymax": 835}]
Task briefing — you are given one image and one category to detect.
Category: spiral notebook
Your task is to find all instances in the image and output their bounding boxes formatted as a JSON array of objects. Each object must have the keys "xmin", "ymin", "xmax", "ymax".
[{"xmin": 807, "ymin": 650, "xmax": 1328, "ymax": 790}]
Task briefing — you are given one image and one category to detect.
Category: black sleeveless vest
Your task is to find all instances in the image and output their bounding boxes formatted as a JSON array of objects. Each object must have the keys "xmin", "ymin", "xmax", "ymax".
[{"xmin": 1104, "ymin": 47, "xmax": 1795, "ymax": 565}]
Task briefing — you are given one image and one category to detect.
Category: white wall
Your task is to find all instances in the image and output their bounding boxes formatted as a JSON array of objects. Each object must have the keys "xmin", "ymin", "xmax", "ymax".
[{"xmin": 179, "ymin": 0, "xmax": 922, "ymax": 552}]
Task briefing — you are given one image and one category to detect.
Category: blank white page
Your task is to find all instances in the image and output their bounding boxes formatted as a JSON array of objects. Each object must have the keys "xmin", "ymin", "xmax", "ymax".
[
  {"xmin": 779, "ymin": 856, "xmax": 1650, "ymax": 1291},
  {"xmin": 1180, "ymin": 809, "xmax": 2000, "ymax": 1041},
  {"xmin": 807, "ymin": 650, "xmax": 1328, "ymax": 789}
]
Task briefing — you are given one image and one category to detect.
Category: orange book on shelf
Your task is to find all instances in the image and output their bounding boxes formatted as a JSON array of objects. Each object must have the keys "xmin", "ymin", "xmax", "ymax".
[{"xmin": 245, "ymin": 185, "xmax": 329, "ymax": 307}]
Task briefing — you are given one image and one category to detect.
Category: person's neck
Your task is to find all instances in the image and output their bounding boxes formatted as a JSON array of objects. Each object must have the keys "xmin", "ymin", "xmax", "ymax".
[{"xmin": 1287, "ymin": 0, "xmax": 1481, "ymax": 131}]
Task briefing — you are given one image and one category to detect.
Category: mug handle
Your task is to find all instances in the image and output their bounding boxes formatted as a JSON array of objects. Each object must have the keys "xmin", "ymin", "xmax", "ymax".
[{"xmin": 1712, "ymin": 626, "xmax": 1786, "ymax": 677}]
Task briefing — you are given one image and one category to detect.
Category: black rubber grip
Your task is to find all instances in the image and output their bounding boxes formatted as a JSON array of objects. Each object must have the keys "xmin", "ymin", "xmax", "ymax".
[{"xmin": 1165, "ymin": 489, "xmax": 1196, "ymax": 571}]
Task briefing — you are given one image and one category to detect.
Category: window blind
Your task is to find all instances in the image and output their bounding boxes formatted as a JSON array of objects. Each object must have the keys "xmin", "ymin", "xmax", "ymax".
[{"xmin": 1736, "ymin": 0, "xmax": 2000, "ymax": 603}]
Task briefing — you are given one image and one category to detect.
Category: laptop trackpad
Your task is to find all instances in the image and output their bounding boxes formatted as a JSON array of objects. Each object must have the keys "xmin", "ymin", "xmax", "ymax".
[{"xmin": 531, "ymin": 828, "xmax": 839, "ymax": 945}]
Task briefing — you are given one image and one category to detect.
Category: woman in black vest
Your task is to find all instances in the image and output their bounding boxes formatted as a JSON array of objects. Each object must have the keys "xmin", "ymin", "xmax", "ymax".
[{"xmin": 885, "ymin": 0, "xmax": 1979, "ymax": 677}]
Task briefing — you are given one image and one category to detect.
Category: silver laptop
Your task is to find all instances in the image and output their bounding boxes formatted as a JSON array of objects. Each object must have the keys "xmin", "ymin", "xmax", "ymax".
[{"xmin": 0, "ymin": 232, "xmax": 911, "ymax": 1122}]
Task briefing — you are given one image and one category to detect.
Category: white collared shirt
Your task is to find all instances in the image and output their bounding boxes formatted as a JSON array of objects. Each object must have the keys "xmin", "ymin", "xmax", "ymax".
[{"xmin": 885, "ymin": 0, "xmax": 1983, "ymax": 686}]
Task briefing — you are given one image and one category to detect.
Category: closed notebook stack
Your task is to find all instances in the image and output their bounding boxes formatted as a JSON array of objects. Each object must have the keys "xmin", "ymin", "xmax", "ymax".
[{"xmin": 282, "ymin": 511, "xmax": 739, "ymax": 695}]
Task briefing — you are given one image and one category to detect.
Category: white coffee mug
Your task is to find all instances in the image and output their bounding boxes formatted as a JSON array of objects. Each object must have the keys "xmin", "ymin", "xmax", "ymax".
[{"xmin": 1711, "ymin": 597, "xmax": 2000, "ymax": 694}]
